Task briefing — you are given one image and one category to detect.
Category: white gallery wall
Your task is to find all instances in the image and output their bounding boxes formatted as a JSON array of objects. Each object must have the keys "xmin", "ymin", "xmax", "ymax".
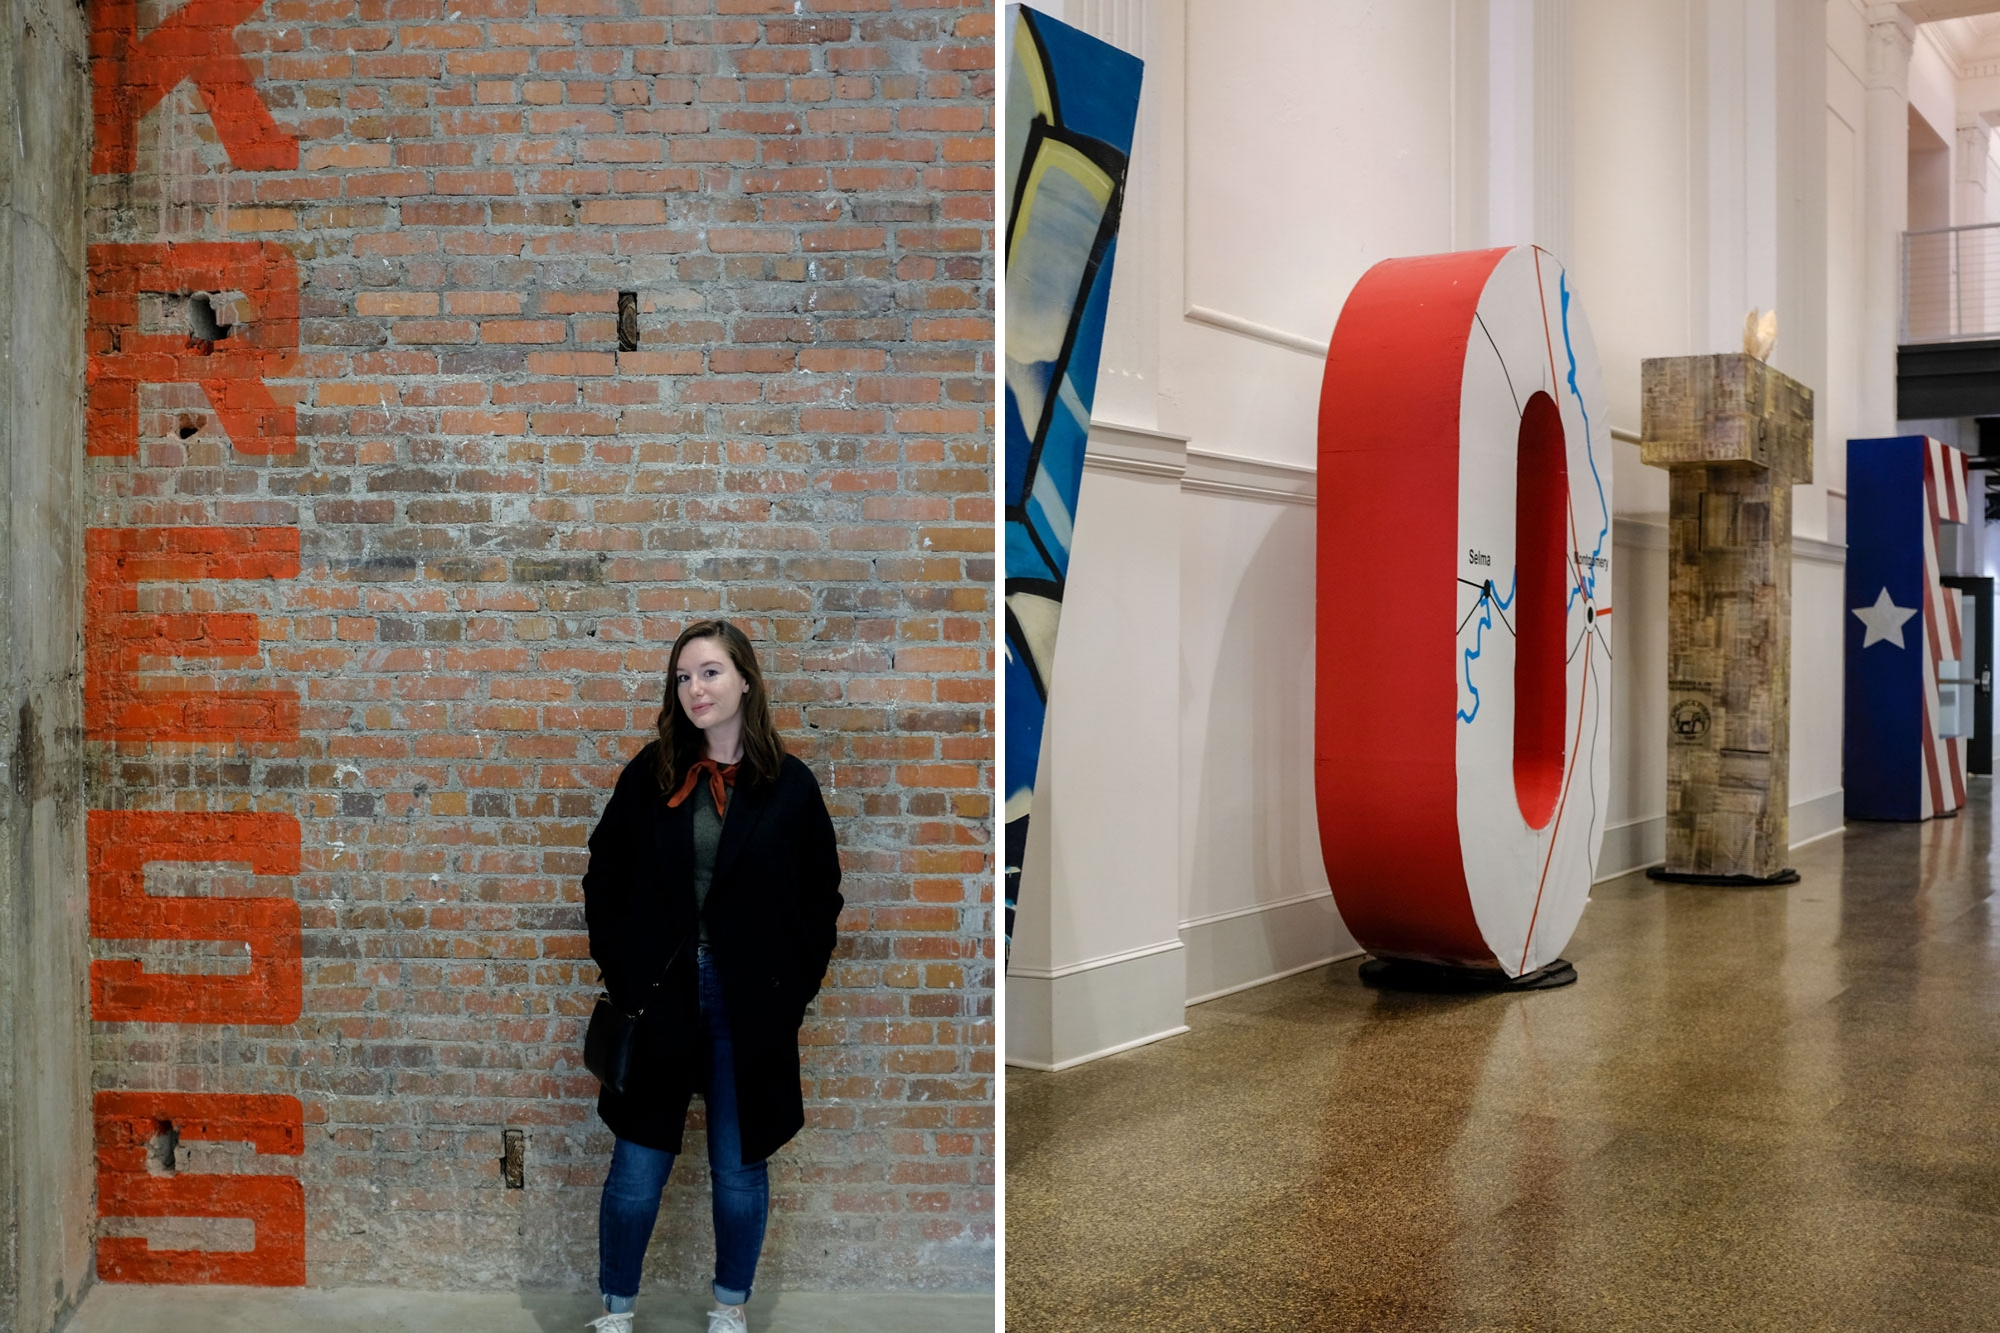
[{"xmin": 1007, "ymin": 0, "xmax": 1987, "ymax": 1070}]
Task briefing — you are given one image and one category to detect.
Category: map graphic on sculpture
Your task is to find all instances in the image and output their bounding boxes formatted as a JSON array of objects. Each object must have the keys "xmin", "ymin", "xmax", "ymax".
[
  {"xmin": 1316, "ymin": 246, "xmax": 1611, "ymax": 978},
  {"xmin": 1001, "ymin": 5, "xmax": 1142, "ymax": 947},
  {"xmin": 1844, "ymin": 435, "xmax": 1969, "ymax": 821},
  {"xmin": 1639, "ymin": 354, "xmax": 1813, "ymax": 882}
]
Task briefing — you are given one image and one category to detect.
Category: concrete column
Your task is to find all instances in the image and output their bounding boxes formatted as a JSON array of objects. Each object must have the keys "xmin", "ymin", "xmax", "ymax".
[
  {"xmin": 0, "ymin": 0, "xmax": 93, "ymax": 1328},
  {"xmin": 1863, "ymin": 4, "xmax": 1914, "ymax": 433}
]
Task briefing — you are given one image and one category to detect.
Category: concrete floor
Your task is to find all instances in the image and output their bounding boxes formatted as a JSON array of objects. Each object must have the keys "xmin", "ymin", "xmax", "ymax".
[
  {"xmin": 1007, "ymin": 791, "xmax": 2000, "ymax": 1331},
  {"xmin": 64, "ymin": 1285, "xmax": 992, "ymax": 1333}
]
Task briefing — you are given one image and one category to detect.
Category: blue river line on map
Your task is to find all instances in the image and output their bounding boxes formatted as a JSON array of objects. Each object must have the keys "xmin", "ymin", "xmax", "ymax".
[
  {"xmin": 1457, "ymin": 572, "xmax": 1516, "ymax": 725},
  {"xmin": 1456, "ymin": 266, "xmax": 1608, "ymax": 728}
]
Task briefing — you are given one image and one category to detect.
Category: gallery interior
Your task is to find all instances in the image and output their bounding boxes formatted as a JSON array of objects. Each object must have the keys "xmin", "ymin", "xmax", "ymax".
[{"xmin": 1005, "ymin": 0, "xmax": 2000, "ymax": 1326}]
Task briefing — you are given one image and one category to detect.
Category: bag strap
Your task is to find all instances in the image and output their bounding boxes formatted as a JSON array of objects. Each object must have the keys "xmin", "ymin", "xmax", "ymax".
[{"xmin": 618, "ymin": 932, "xmax": 691, "ymax": 1020}]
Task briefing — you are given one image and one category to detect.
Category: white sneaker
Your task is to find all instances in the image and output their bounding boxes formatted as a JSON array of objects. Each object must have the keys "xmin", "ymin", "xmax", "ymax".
[
  {"xmin": 586, "ymin": 1314, "xmax": 632, "ymax": 1333},
  {"xmin": 706, "ymin": 1306, "xmax": 748, "ymax": 1333}
]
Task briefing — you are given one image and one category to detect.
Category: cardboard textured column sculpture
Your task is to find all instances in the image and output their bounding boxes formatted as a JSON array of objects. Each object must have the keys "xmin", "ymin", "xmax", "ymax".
[{"xmin": 1639, "ymin": 355, "xmax": 1814, "ymax": 883}]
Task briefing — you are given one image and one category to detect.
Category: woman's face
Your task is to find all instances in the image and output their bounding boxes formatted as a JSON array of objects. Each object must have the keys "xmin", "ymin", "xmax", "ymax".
[{"xmin": 675, "ymin": 636, "xmax": 749, "ymax": 734}]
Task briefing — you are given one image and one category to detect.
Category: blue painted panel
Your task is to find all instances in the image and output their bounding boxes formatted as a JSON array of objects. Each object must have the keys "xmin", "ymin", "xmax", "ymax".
[
  {"xmin": 1003, "ymin": 5, "xmax": 1143, "ymax": 943},
  {"xmin": 1844, "ymin": 436, "xmax": 1926, "ymax": 821},
  {"xmin": 1034, "ymin": 17, "xmax": 1143, "ymax": 156}
]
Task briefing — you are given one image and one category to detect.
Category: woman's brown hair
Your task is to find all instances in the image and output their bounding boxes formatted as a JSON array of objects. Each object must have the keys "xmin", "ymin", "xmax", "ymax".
[{"xmin": 654, "ymin": 619, "xmax": 787, "ymax": 795}]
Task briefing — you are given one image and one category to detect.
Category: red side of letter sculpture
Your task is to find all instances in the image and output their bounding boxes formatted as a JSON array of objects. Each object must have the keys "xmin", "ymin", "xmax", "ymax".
[{"xmin": 1316, "ymin": 246, "xmax": 1612, "ymax": 976}]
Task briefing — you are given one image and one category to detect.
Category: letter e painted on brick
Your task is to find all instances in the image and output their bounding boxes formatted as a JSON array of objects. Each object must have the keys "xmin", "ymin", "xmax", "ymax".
[{"xmin": 85, "ymin": 527, "xmax": 301, "ymax": 745}]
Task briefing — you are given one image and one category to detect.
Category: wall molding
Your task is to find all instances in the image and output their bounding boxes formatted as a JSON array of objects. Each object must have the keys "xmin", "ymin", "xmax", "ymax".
[
  {"xmin": 1595, "ymin": 812, "xmax": 1667, "ymax": 882},
  {"xmin": 1003, "ymin": 1022, "xmax": 1193, "ymax": 1073},
  {"xmin": 1179, "ymin": 891, "xmax": 1356, "ymax": 1008},
  {"xmin": 1083, "ymin": 417, "xmax": 1189, "ymax": 481},
  {"xmin": 1594, "ymin": 790, "xmax": 1846, "ymax": 882},
  {"xmin": 1789, "ymin": 788, "xmax": 1846, "ymax": 845},
  {"xmin": 1003, "ymin": 935, "xmax": 1184, "ymax": 982},
  {"xmin": 1187, "ymin": 949, "xmax": 1364, "ymax": 1007},
  {"xmin": 1083, "ymin": 452, "xmax": 1185, "ymax": 482},
  {"xmin": 1005, "ymin": 941, "xmax": 1189, "ymax": 1070},
  {"xmin": 1183, "ymin": 304, "xmax": 1331, "ymax": 359},
  {"xmin": 1179, "ymin": 887, "xmax": 1332, "ymax": 931},
  {"xmin": 1613, "ymin": 514, "xmax": 1670, "ymax": 551},
  {"xmin": 1614, "ymin": 513, "xmax": 1846, "ymax": 565},
  {"xmin": 1181, "ymin": 449, "xmax": 1316, "ymax": 506}
]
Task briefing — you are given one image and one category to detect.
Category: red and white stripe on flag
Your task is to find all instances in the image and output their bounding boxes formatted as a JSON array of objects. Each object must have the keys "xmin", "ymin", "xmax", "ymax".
[{"xmin": 1920, "ymin": 437, "xmax": 1968, "ymax": 819}]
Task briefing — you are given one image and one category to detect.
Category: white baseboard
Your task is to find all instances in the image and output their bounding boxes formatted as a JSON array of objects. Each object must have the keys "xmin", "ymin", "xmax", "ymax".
[
  {"xmin": 1593, "ymin": 789, "xmax": 1846, "ymax": 882},
  {"xmin": 1596, "ymin": 814, "xmax": 1667, "ymax": 882},
  {"xmin": 1004, "ymin": 939, "xmax": 1188, "ymax": 1070},
  {"xmin": 1011, "ymin": 790, "xmax": 1854, "ymax": 1072},
  {"xmin": 1788, "ymin": 788, "xmax": 1845, "ymax": 845},
  {"xmin": 1180, "ymin": 892, "xmax": 1357, "ymax": 1005}
]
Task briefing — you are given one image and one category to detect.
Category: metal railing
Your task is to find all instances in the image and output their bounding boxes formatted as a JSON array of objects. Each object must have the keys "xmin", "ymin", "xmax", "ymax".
[{"xmin": 1902, "ymin": 221, "xmax": 2000, "ymax": 344}]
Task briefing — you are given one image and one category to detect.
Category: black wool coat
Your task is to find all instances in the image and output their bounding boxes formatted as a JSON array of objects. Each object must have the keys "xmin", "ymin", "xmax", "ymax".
[{"xmin": 582, "ymin": 742, "xmax": 843, "ymax": 1164}]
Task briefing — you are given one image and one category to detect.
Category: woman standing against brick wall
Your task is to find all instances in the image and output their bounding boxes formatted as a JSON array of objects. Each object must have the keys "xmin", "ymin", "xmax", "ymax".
[{"xmin": 580, "ymin": 620, "xmax": 844, "ymax": 1333}]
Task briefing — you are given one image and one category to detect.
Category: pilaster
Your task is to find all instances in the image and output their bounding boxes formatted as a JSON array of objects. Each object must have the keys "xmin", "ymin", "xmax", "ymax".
[
  {"xmin": 1957, "ymin": 112, "xmax": 1996, "ymax": 223},
  {"xmin": 1005, "ymin": 421, "xmax": 1188, "ymax": 1070},
  {"xmin": 1863, "ymin": 4, "xmax": 1914, "ymax": 433}
]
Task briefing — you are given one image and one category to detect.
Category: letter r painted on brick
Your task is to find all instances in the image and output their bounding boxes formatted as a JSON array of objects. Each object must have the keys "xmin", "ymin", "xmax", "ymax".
[
  {"xmin": 88, "ymin": 242, "xmax": 299, "ymax": 458},
  {"xmin": 91, "ymin": 0, "xmax": 300, "ymax": 174}
]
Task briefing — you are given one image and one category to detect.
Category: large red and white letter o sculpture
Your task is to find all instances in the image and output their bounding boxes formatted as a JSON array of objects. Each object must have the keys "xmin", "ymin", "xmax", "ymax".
[{"xmin": 1316, "ymin": 246, "xmax": 1611, "ymax": 976}]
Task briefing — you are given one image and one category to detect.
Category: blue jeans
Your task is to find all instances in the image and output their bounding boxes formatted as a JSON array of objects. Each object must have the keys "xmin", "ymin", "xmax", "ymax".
[{"xmin": 598, "ymin": 947, "xmax": 769, "ymax": 1310}]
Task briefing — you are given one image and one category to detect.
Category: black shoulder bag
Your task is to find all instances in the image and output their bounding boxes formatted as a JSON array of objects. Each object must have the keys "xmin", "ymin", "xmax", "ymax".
[{"xmin": 584, "ymin": 934, "xmax": 689, "ymax": 1096}]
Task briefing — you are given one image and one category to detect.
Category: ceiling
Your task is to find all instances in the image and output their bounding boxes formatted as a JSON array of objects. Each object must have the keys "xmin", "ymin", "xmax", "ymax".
[
  {"xmin": 1905, "ymin": 1, "xmax": 2000, "ymax": 22},
  {"xmin": 1923, "ymin": 11, "xmax": 2000, "ymax": 79}
]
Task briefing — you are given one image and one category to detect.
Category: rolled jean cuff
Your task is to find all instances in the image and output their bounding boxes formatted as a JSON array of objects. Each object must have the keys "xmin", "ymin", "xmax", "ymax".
[
  {"xmin": 602, "ymin": 1294, "xmax": 635, "ymax": 1314},
  {"xmin": 713, "ymin": 1280, "xmax": 750, "ymax": 1307}
]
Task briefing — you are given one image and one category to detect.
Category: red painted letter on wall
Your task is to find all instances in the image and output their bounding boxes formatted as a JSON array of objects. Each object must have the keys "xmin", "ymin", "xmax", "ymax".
[
  {"xmin": 90, "ymin": 810, "xmax": 303, "ymax": 1025},
  {"xmin": 88, "ymin": 242, "xmax": 299, "ymax": 458},
  {"xmin": 96, "ymin": 1091, "xmax": 305, "ymax": 1285},
  {"xmin": 91, "ymin": 0, "xmax": 300, "ymax": 174},
  {"xmin": 86, "ymin": 527, "xmax": 300, "ymax": 745}
]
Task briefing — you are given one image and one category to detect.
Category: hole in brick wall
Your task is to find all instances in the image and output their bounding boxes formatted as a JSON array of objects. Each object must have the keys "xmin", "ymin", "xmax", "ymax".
[
  {"xmin": 187, "ymin": 293, "xmax": 232, "ymax": 343},
  {"xmin": 148, "ymin": 1120, "xmax": 180, "ymax": 1176},
  {"xmin": 618, "ymin": 291, "xmax": 639, "ymax": 352},
  {"xmin": 177, "ymin": 413, "xmax": 206, "ymax": 440},
  {"xmin": 502, "ymin": 1129, "xmax": 525, "ymax": 1189}
]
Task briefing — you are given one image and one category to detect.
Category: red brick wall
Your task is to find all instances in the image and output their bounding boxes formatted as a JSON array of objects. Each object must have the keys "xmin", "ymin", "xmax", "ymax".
[{"xmin": 84, "ymin": 0, "xmax": 994, "ymax": 1290}]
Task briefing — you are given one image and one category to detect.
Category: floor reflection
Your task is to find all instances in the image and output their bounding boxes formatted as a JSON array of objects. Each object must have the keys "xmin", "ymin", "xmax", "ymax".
[{"xmin": 1005, "ymin": 788, "xmax": 2000, "ymax": 1331}]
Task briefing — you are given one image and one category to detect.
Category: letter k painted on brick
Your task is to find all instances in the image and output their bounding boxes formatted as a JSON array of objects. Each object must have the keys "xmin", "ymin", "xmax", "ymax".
[{"xmin": 91, "ymin": 0, "xmax": 300, "ymax": 175}]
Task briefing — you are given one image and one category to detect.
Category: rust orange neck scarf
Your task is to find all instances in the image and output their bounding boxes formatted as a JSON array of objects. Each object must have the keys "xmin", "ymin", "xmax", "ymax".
[{"xmin": 667, "ymin": 757, "xmax": 739, "ymax": 817}]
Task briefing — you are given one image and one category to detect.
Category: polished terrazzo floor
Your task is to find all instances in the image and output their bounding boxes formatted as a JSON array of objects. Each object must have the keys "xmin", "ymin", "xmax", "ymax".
[{"xmin": 1006, "ymin": 791, "xmax": 2000, "ymax": 1331}]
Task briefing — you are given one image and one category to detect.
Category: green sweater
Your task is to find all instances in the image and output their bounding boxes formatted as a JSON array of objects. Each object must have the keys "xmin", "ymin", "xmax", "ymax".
[{"xmin": 690, "ymin": 777, "xmax": 728, "ymax": 942}]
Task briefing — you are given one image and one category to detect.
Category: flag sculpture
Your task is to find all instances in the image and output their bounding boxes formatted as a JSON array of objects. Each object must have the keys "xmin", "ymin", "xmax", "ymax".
[
  {"xmin": 1002, "ymin": 6, "xmax": 1143, "ymax": 945},
  {"xmin": 1845, "ymin": 435, "xmax": 1970, "ymax": 821},
  {"xmin": 1316, "ymin": 246, "xmax": 1611, "ymax": 978}
]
